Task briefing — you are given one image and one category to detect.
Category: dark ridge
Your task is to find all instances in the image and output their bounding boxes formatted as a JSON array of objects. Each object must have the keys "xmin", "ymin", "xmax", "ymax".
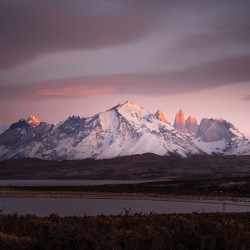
[{"xmin": 0, "ymin": 154, "xmax": 250, "ymax": 180}]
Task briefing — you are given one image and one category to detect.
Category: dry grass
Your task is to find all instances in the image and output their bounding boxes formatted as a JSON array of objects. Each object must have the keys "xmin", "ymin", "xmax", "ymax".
[{"xmin": 0, "ymin": 212, "xmax": 250, "ymax": 249}]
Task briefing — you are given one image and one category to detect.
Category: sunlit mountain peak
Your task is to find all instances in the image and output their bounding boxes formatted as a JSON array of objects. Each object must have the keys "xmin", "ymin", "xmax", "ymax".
[{"xmin": 27, "ymin": 115, "xmax": 40, "ymax": 127}]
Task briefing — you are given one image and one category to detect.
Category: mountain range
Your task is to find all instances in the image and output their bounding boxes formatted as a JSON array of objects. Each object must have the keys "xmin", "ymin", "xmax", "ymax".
[{"xmin": 0, "ymin": 101, "xmax": 250, "ymax": 160}]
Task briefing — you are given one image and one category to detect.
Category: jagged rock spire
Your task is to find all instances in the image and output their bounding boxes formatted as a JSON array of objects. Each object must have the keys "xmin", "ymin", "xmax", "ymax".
[
  {"xmin": 155, "ymin": 110, "xmax": 170, "ymax": 124},
  {"xmin": 174, "ymin": 109, "xmax": 186, "ymax": 132},
  {"xmin": 186, "ymin": 116, "xmax": 198, "ymax": 134}
]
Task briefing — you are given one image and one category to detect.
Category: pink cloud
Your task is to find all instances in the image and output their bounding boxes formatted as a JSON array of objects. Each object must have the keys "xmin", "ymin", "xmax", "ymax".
[
  {"xmin": 1, "ymin": 55, "xmax": 250, "ymax": 100},
  {"xmin": 242, "ymin": 95, "xmax": 250, "ymax": 101},
  {"xmin": 36, "ymin": 85, "xmax": 117, "ymax": 99}
]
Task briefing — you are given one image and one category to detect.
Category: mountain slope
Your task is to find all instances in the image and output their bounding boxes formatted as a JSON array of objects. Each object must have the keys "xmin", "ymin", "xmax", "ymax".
[
  {"xmin": 0, "ymin": 124, "xmax": 9, "ymax": 135},
  {"xmin": 0, "ymin": 101, "xmax": 249, "ymax": 160}
]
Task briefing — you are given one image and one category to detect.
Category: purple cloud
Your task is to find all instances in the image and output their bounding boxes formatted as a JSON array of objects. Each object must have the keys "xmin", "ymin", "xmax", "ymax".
[
  {"xmin": 242, "ymin": 95, "xmax": 250, "ymax": 101},
  {"xmin": 1, "ymin": 0, "xmax": 250, "ymax": 71},
  {"xmin": 165, "ymin": 0, "xmax": 250, "ymax": 59},
  {"xmin": 0, "ymin": 0, "xmax": 167, "ymax": 70},
  {"xmin": 1, "ymin": 55, "xmax": 250, "ymax": 100}
]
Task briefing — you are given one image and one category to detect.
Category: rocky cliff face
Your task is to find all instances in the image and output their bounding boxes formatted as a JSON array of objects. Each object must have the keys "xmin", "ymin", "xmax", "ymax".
[
  {"xmin": 174, "ymin": 111, "xmax": 198, "ymax": 135},
  {"xmin": 155, "ymin": 110, "xmax": 170, "ymax": 124},
  {"xmin": 173, "ymin": 109, "xmax": 186, "ymax": 132},
  {"xmin": 173, "ymin": 111, "xmax": 238, "ymax": 144},
  {"xmin": 186, "ymin": 116, "xmax": 199, "ymax": 135},
  {"xmin": 198, "ymin": 118, "xmax": 235, "ymax": 142}
]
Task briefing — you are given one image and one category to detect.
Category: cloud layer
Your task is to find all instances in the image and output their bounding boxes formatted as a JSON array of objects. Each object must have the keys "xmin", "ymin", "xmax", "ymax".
[
  {"xmin": 242, "ymin": 95, "xmax": 250, "ymax": 101},
  {"xmin": 1, "ymin": 0, "xmax": 250, "ymax": 71},
  {"xmin": 0, "ymin": 0, "xmax": 167, "ymax": 70},
  {"xmin": 1, "ymin": 55, "xmax": 250, "ymax": 100}
]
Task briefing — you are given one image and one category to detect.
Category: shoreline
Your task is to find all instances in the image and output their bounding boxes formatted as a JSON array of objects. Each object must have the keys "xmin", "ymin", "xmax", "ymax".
[{"xmin": 1, "ymin": 190, "xmax": 250, "ymax": 207}]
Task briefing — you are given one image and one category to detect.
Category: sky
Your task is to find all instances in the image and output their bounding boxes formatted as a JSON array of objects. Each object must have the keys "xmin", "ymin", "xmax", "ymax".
[{"xmin": 0, "ymin": 0, "xmax": 250, "ymax": 138}]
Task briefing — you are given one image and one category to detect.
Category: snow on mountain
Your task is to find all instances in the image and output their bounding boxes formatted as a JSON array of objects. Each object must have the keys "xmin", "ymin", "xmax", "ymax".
[
  {"xmin": 0, "ymin": 124, "xmax": 9, "ymax": 135},
  {"xmin": 193, "ymin": 138, "xmax": 227, "ymax": 155},
  {"xmin": 194, "ymin": 117, "xmax": 249, "ymax": 155},
  {"xmin": 0, "ymin": 101, "xmax": 249, "ymax": 160},
  {"xmin": 231, "ymin": 142, "xmax": 250, "ymax": 155}
]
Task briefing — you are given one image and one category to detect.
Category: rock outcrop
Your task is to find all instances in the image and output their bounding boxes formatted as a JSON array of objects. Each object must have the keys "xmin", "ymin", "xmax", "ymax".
[
  {"xmin": 198, "ymin": 118, "xmax": 234, "ymax": 142},
  {"xmin": 174, "ymin": 109, "xmax": 186, "ymax": 132},
  {"xmin": 155, "ymin": 110, "xmax": 170, "ymax": 124},
  {"xmin": 186, "ymin": 116, "xmax": 199, "ymax": 135}
]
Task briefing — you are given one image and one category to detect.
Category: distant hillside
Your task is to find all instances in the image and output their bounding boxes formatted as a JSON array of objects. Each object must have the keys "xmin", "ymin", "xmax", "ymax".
[{"xmin": 0, "ymin": 154, "xmax": 250, "ymax": 180}]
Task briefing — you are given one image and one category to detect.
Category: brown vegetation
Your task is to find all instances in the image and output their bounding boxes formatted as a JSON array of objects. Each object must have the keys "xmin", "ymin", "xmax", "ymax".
[{"xmin": 0, "ymin": 212, "xmax": 250, "ymax": 249}]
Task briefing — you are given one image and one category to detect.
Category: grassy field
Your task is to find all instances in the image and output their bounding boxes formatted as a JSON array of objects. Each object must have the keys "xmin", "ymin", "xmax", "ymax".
[{"xmin": 0, "ymin": 212, "xmax": 249, "ymax": 249}]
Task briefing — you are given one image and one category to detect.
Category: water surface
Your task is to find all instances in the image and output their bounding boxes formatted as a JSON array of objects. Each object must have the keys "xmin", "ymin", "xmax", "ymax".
[{"xmin": 0, "ymin": 198, "xmax": 249, "ymax": 216}]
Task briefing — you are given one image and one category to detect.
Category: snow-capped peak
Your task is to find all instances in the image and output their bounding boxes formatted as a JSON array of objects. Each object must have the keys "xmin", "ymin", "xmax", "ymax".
[
  {"xmin": 117, "ymin": 101, "xmax": 144, "ymax": 110},
  {"xmin": 114, "ymin": 101, "xmax": 147, "ymax": 123},
  {"xmin": 0, "ymin": 101, "xmax": 249, "ymax": 160}
]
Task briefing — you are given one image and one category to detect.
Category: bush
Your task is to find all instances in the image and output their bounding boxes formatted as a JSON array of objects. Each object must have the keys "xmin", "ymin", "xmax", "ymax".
[{"xmin": 0, "ymin": 212, "xmax": 249, "ymax": 249}]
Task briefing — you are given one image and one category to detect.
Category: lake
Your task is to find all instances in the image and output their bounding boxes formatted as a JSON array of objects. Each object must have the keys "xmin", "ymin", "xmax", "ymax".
[{"xmin": 0, "ymin": 198, "xmax": 249, "ymax": 216}]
